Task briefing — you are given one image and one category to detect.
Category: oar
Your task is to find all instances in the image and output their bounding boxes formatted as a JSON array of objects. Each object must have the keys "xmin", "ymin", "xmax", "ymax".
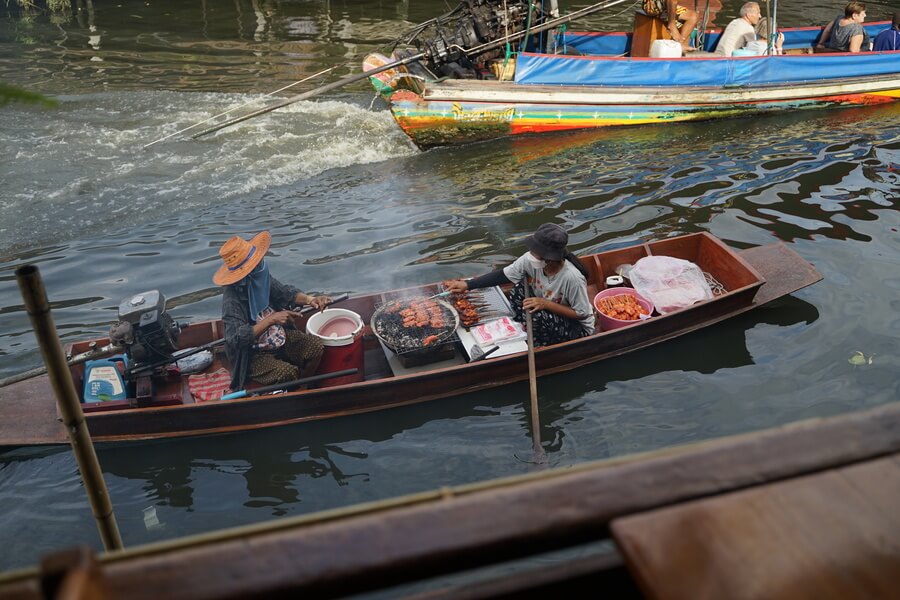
[
  {"xmin": 127, "ymin": 338, "xmax": 225, "ymax": 377},
  {"xmin": 220, "ymin": 368, "xmax": 358, "ymax": 400},
  {"xmin": 523, "ymin": 282, "xmax": 547, "ymax": 465},
  {"xmin": 190, "ymin": 53, "xmax": 426, "ymax": 139}
]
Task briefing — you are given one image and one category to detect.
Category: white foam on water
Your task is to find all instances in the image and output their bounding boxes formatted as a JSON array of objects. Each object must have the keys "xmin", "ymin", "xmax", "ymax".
[{"xmin": 0, "ymin": 91, "xmax": 417, "ymax": 252}]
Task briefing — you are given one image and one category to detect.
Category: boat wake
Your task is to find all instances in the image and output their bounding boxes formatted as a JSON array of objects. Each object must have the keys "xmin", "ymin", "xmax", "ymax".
[{"xmin": 0, "ymin": 90, "xmax": 417, "ymax": 253}]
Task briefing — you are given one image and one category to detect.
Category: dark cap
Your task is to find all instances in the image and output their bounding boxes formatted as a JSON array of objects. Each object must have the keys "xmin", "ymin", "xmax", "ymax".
[{"xmin": 525, "ymin": 223, "xmax": 568, "ymax": 261}]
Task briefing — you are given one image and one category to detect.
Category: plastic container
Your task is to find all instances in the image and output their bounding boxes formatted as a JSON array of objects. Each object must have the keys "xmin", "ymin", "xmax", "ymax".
[
  {"xmin": 744, "ymin": 39, "xmax": 768, "ymax": 55},
  {"xmin": 471, "ymin": 317, "xmax": 526, "ymax": 347},
  {"xmin": 650, "ymin": 39, "xmax": 683, "ymax": 58},
  {"xmin": 83, "ymin": 356, "xmax": 128, "ymax": 402},
  {"xmin": 306, "ymin": 308, "xmax": 365, "ymax": 387},
  {"xmin": 593, "ymin": 287, "xmax": 654, "ymax": 331},
  {"xmin": 605, "ymin": 275, "xmax": 625, "ymax": 288}
]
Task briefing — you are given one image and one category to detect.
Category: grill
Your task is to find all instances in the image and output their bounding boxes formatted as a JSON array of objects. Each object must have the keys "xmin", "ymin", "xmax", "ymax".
[{"xmin": 371, "ymin": 296, "xmax": 460, "ymax": 366}]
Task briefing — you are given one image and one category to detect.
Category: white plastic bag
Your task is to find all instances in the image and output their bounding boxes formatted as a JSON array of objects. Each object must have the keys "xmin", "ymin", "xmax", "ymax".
[
  {"xmin": 472, "ymin": 317, "xmax": 526, "ymax": 347},
  {"xmin": 625, "ymin": 256, "xmax": 713, "ymax": 314}
]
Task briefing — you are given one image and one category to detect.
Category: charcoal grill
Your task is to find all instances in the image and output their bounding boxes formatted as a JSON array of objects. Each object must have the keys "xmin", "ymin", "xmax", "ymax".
[{"xmin": 371, "ymin": 296, "xmax": 460, "ymax": 367}]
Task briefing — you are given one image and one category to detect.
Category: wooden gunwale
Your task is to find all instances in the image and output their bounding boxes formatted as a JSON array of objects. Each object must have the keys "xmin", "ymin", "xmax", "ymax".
[
  {"xmin": 0, "ymin": 233, "xmax": 821, "ymax": 446},
  {"xmin": 420, "ymin": 74, "xmax": 900, "ymax": 105},
  {"xmin": 0, "ymin": 400, "xmax": 895, "ymax": 599}
]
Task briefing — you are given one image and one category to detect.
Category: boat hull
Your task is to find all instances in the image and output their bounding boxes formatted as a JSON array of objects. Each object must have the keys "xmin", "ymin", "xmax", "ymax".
[
  {"xmin": 0, "ymin": 235, "xmax": 821, "ymax": 446},
  {"xmin": 389, "ymin": 77, "xmax": 900, "ymax": 148}
]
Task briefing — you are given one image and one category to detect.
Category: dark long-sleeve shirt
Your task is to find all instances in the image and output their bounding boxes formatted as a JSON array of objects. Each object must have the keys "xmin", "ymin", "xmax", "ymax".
[{"xmin": 222, "ymin": 276, "xmax": 300, "ymax": 390}]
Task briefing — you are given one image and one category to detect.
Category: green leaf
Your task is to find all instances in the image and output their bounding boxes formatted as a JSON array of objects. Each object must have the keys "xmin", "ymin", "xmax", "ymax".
[{"xmin": 848, "ymin": 351, "xmax": 867, "ymax": 366}]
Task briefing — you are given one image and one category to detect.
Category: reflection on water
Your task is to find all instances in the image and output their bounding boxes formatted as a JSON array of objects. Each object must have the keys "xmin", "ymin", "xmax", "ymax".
[{"xmin": 1, "ymin": 0, "xmax": 899, "ymax": 574}]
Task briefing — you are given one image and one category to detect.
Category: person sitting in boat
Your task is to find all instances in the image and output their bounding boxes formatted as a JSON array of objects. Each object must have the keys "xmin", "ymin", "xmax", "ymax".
[
  {"xmin": 873, "ymin": 11, "xmax": 900, "ymax": 51},
  {"xmin": 642, "ymin": 0, "xmax": 699, "ymax": 52},
  {"xmin": 714, "ymin": 2, "xmax": 783, "ymax": 56},
  {"xmin": 213, "ymin": 231, "xmax": 331, "ymax": 391},
  {"xmin": 817, "ymin": 2, "xmax": 870, "ymax": 52},
  {"xmin": 444, "ymin": 224, "xmax": 595, "ymax": 347}
]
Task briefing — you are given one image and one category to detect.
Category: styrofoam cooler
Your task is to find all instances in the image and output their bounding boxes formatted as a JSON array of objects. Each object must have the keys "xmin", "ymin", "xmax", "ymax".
[
  {"xmin": 650, "ymin": 39, "xmax": 683, "ymax": 58},
  {"xmin": 306, "ymin": 309, "xmax": 364, "ymax": 387}
]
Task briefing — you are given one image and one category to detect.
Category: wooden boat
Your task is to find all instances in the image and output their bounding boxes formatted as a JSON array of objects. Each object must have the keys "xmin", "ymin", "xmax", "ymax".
[
  {"xmin": 0, "ymin": 233, "xmax": 822, "ymax": 446},
  {"xmin": 367, "ymin": 21, "xmax": 900, "ymax": 149}
]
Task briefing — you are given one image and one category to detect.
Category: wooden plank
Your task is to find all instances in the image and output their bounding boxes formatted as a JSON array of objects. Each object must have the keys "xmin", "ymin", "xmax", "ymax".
[
  {"xmin": 0, "ymin": 402, "xmax": 897, "ymax": 599},
  {"xmin": 0, "ymin": 377, "xmax": 65, "ymax": 446},
  {"xmin": 612, "ymin": 454, "xmax": 900, "ymax": 600},
  {"xmin": 741, "ymin": 243, "xmax": 821, "ymax": 306}
]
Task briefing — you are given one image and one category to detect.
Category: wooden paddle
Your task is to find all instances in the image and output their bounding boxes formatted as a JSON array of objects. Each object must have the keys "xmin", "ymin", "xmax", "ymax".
[{"xmin": 524, "ymin": 281, "xmax": 548, "ymax": 465}]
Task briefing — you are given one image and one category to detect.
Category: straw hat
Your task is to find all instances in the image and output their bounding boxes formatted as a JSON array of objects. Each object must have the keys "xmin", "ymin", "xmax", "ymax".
[{"xmin": 212, "ymin": 231, "xmax": 271, "ymax": 286}]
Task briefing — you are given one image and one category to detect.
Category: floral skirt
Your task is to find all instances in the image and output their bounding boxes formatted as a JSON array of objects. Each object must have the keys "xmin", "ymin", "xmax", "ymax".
[
  {"xmin": 508, "ymin": 282, "xmax": 587, "ymax": 347},
  {"xmin": 249, "ymin": 329, "xmax": 323, "ymax": 385}
]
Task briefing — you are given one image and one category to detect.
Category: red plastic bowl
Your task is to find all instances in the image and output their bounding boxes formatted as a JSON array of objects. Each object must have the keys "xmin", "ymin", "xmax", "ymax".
[{"xmin": 593, "ymin": 287, "xmax": 654, "ymax": 331}]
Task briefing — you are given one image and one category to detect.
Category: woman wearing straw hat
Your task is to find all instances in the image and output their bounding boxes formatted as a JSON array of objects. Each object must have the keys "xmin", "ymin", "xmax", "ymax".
[
  {"xmin": 444, "ymin": 224, "xmax": 594, "ymax": 347},
  {"xmin": 214, "ymin": 231, "xmax": 331, "ymax": 391}
]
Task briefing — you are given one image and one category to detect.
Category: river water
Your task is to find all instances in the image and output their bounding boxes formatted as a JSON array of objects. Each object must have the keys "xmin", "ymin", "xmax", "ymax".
[{"xmin": 0, "ymin": 0, "xmax": 898, "ymax": 574}]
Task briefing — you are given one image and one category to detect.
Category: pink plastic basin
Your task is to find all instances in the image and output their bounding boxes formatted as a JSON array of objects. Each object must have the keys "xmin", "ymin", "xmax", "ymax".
[
  {"xmin": 593, "ymin": 287, "xmax": 654, "ymax": 331},
  {"xmin": 317, "ymin": 316, "xmax": 359, "ymax": 338}
]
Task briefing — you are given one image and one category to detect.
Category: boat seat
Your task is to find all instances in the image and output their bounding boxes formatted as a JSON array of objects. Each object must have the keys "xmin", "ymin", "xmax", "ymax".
[{"xmin": 631, "ymin": 11, "xmax": 672, "ymax": 57}]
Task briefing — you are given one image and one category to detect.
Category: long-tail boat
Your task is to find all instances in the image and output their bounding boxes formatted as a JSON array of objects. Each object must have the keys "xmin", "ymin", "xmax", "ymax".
[
  {"xmin": 0, "ymin": 233, "xmax": 821, "ymax": 446},
  {"xmin": 365, "ymin": 4, "xmax": 900, "ymax": 149}
]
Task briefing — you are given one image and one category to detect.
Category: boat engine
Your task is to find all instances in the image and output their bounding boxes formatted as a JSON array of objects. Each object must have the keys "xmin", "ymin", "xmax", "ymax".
[
  {"xmin": 109, "ymin": 290, "xmax": 180, "ymax": 366},
  {"xmin": 399, "ymin": 0, "xmax": 547, "ymax": 77}
]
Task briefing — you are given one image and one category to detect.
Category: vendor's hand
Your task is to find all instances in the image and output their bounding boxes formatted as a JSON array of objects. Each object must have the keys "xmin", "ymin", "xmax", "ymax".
[
  {"xmin": 444, "ymin": 279, "xmax": 469, "ymax": 294},
  {"xmin": 267, "ymin": 310, "xmax": 296, "ymax": 326},
  {"xmin": 308, "ymin": 295, "xmax": 331, "ymax": 311},
  {"xmin": 523, "ymin": 297, "xmax": 549, "ymax": 313}
]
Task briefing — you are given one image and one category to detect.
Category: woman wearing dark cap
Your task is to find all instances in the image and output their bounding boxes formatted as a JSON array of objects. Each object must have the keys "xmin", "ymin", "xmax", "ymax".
[
  {"xmin": 445, "ymin": 224, "xmax": 595, "ymax": 347},
  {"xmin": 213, "ymin": 231, "xmax": 331, "ymax": 391}
]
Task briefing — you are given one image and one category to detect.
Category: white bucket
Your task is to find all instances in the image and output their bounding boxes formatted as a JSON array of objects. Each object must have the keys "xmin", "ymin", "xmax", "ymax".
[
  {"xmin": 650, "ymin": 39, "xmax": 683, "ymax": 58},
  {"xmin": 306, "ymin": 308, "xmax": 363, "ymax": 347}
]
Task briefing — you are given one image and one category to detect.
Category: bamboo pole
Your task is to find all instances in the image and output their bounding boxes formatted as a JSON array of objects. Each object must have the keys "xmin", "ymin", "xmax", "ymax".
[{"xmin": 16, "ymin": 265, "xmax": 124, "ymax": 552}]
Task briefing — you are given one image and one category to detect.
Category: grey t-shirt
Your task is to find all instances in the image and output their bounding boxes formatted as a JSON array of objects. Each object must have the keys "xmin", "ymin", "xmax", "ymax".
[
  {"xmin": 827, "ymin": 17, "xmax": 869, "ymax": 51},
  {"xmin": 503, "ymin": 253, "xmax": 595, "ymax": 334}
]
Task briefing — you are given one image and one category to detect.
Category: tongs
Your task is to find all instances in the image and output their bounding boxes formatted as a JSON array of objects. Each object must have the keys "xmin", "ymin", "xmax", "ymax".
[
  {"xmin": 426, "ymin": 290, "xmax": 451, "ymax": 300},
  {"xmin": 469, "ymin": 345, "xmax": 500, "ymax": 362}
]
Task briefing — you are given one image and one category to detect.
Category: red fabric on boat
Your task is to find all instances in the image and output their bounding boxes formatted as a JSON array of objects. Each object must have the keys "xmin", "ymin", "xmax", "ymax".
[{"xmin": 187, "ymin": 368, "xmax": 232, "ymax": 402}]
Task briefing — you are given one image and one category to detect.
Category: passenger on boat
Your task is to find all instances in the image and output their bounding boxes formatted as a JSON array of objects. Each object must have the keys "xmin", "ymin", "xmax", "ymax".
[
  {"xmin": 873, "ymin": 12, "xmax": 900, "ymax": 51},
  {"xmin": 642, "ymin": 0, "xmax": 699, "ymax": 52},
  {"xmin": 817, "ymin": 2, "xmax": 870, "ymax": 52},
  {"xmin": 213, "ymin": 231, "xmax": 331, "ymax": 391},
  {"xmin": 444, "ymin": 224, "xmax": 594, "ymax": 347},
  {"xmin": 714, "ymin": 2, "xmax": 783, "ymax": 56}
]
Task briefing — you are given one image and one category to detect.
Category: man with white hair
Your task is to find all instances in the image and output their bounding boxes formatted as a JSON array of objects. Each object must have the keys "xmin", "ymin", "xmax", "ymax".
[{"xmin": 715, "ymin": 1, "xmax": 782, "ymax": 55}]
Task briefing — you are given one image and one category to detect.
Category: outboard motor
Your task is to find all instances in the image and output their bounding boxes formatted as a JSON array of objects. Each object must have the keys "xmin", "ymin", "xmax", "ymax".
[
  {"xmin": 109, "ymin": 290, "xmax": 180, "ymax": 366},
  {"xmin": 399, "ymin": 0, "xmax": 546, "ymax": 77}
]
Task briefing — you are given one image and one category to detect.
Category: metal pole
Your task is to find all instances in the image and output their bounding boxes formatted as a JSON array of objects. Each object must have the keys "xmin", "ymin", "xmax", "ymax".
[{"xmin": 16, "ymin": 265, "xmax": 124, "ymax": 552}]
